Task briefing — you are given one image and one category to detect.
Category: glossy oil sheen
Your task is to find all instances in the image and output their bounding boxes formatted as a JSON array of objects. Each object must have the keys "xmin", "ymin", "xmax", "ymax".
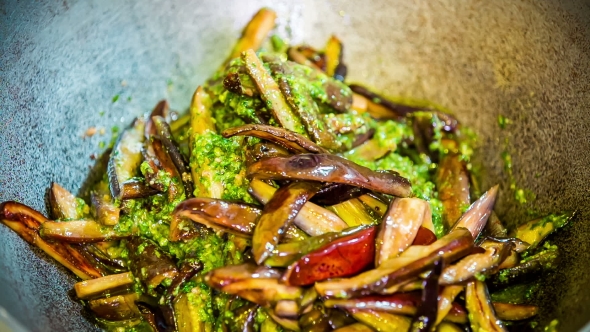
[{"xmin": 1, "ymin": 0, "xmax": 589, "ymax": 331}]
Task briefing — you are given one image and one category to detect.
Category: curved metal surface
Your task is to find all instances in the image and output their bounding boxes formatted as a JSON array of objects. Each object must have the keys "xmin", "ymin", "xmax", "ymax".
[{"xmin": 1, "ymin": 0, "xmax": 589, "ymax": 331}]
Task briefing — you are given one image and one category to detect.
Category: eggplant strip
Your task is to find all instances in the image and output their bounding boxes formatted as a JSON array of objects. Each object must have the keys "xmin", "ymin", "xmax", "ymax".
[
  {"xmin": 325, "ymin": 293, "xmax": 420, "ymax": 315},
  {"xmin": 164, "ymin": 260, "xmax": 203, "ymax": 304},
  {"xmin": 220, "ymin": 278, "xmax": 302, "ymax": 307},
  {"xmin": 439, "ymin": 241, "xmax": 512, "ymax": 285},
  {"xmin": 249, "ymin": 179, "xmax": 348, "ymax": 236},
  {"xmin": 173, "ymin": 198, "xmax": 260, "ymax": 236},
  {"xmin": 268, "ymin": 309, "xmax": 301, "ymax": 331},
  {"xmin": 435, "ymin": 152, "xmax": 471, "ymax": 229},
  {"xmin": 349, "ymin": 309, "xmax": 411, "ymax": 332},
  {"xmin": 222, "ymin": 124, "xmax": 328, "ymax": 154},
  {"xmin": 450, "ymin": 185, "xmax": 499, "ymax": 239},
  {"xmin": 435, "ymin": 286, "xmax": 463, "ymax": 325},
  {"xmin": 127, "ymin": 238, "xmax": 178, "ymax": 289},
  {"xmin": 1, "ymin": 202, "xmax": 103, "ymax": 279},
  {"xmin": 489, "ymin": 246, "xmax": 559, "ymax": 288},
  {"xmin": 465, "ymin": 280, "xmax": 506, "ymax": 332},
  {"xmin": 252, "ymin": 181, "xmax": 323, "ymax": 264},
  {"xmin": 492, "ymin": 302, "xmax": 538, "ymax": 321},
  {"xmin": 267, "ymin": 59, "xmax": 341, "ymax": 151},
  {"xmin": 247, "ymin": 154, "xmax": 412, "ymax": 197},
  {"xmin": 327, "ymin": 198, "xmax": 378, "ymax": 227},
  {"xmin": 513, "ymin": 211, "xmax": 576, "ymax": 250},
  {"xmin": 90, "ymin": 192, "xmax": 120, "ymax": 226},
  {"xmin": 40, "ymin": 220, "xmax": 127, "ymax": 243},
  {"xmin": 145, "ymin": 99, "xmax": 169, "ymax": 138},
  {"xmin": 206, "ymin": 263, "xmax": 282, "ymax": 289},
  {"xmin": 227, "ymin": 8, "xmax": 277, "ymax": 62},
  {"xmin": 120, "ymin": 179, "xmax": 160, "ymax": 199},
  {"xmin": 248, "ymin": 142, "xmax": 291, "ymax": 162},
  {"xmin": 242, "ymin": 49, "xmax": 306, "ymax": 134},
  {"xmin": 153, "ymin": 115, "xmax": 194, "ymax": 196},
  {"xmin": 315, "ymin": 229, "xmax": 473, "ymax": 298},
  {"xmin": 287, "ymin": 47, "xmax": 323, "ymax": 73},
  {"xmin": 74, "ymin": 272, "xmax": 134, "ymax": 299},
  {"xmin": 325, "ymin": 35, "xmax": 344, "ymax": 78},
  {"xmin": 349, "ymin": 84, "xmax": 428, "ymax": 118},
  {"xmin": 313, "ymin": 183, "xmax": 369, "ymax": 206},
  {"xmin": 411, "ymin": 258, "xmax": 443, "ymax": 332},
  {"xmin": 107, "ymin": 118, "xmax": 145, "ymax": 200},
  {"xmin": 150, "ymin": 138, "xmax": 185, "ymax": 201},
  {"xmin": 49, "ymin": 182, "xmax": 83, "ymax": 220},
  {"xmin": 89, "ymin": 293, "xmax": 140, "ymax": 321},
  {"xmin": 376, "ymin": 198, "xmax": 430, "ymax": 266}
]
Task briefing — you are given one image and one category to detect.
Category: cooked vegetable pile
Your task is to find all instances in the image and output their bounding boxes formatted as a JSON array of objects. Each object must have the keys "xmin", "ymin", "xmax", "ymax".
[{"xmin": 0, "ymin": 8, "xmax": 574, "ymax": 332}]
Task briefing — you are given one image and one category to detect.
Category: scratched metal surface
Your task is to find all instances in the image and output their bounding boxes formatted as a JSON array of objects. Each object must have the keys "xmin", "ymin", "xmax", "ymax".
[{"xmin": 1, "ymin": 0, "xmax": 589, "ymax": 331}]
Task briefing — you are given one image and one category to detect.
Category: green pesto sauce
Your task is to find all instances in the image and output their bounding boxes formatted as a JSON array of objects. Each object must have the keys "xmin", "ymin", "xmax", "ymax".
[
  {"xmin": 343, "ymin": 120, "xmax": 446, "ymax": 237},
  {"xmin": 190, "ymin": 132, "xmax": 255, "ymax": 204}
]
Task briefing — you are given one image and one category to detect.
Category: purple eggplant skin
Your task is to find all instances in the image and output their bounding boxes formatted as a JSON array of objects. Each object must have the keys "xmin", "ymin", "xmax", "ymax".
[
  {"xmin": 120, "ymin": 179, "xmax": 160, "ymax": 199},
  {"xmin": 205, "ymin": 263, "xmax": 283, "ymax": 289},
  {"xmin": 311, "ymin": 183, "xmax": 369, "ymax": 206},
  {"xmin": 252, "ymin": 181, "xmax": 323, "ymax": 264},
  {"xmin": 108, "ymin": 118, "xmax": 145, "ymax": 200},
  {"xmin": 173, "ymin": 198, "xmax": 261, "ymax": 236},
  {"xmin": 152, "ymin": 115, "xmax": 194, "ymax": 197},
  {"xmin": 164, "ymin": 260, "xmax": 203, "ymax": 304},
  {"xmin": 222, "ymin": 124, "xmax": 329, "ymax": 154},
  {"xmin": 248, "ymin": 142, "xmax": 291, "ymax": 162},
  {"xmin": 126, "ymin": 237, "xmax": 178, "ymax": 289},
  {"xmin": 410, "ymin": 258, "xmax": 443, "ymax": 332},
  {"xmin": 247, "ymin": 154, "xmax": 412, "ymax": 197}
]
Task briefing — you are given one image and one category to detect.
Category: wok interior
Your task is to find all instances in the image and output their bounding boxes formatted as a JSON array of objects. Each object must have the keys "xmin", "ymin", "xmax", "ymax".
[{"xmin": 0, "ymin": 0, "xmax": 589, "ymax": 331}]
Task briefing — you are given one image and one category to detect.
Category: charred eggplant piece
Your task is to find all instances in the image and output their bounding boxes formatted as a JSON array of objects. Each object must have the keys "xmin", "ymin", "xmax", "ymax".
[
  {"xmin": 265, "ymin": 225, "xmax": 370, "ymax": 267},
  {"xmin": 440, "ymin": 240, "xmax": 513, "ymax": 285},
  {"xmin": 173, "ymin": 198, "xmax": 260, "ymax": 236},
  {"xmin": 266, "ymin": 59, "xmax": 341, "ymax": 151},
  {"xmin": 435, "ymin": 152, "xmax": 471, "ymax": 229},
  {"xmin": 205, "ymin": 263, "xmax": 282, "ymax": 289},
  {"xmin": 247, "ymin": 154, "xmax": 412, "ymax": 197},
  {"xmin": 513, "ymin": 211, "xmax": 576, "ymax": 250},
  {"xmin": 249, "ymin": 179, "xmax": 348, "ymax": 236},
  {"xmin": 450, "ymin": 185, "xmax": 499, "ymax": 239},
  {"xmin": 242, "ymin": 49, "xmax": 306, "ymax": 134},
  {"xmin": 153, "ymin": 115, "xmax": 194, "ymax": 196},
  {"xmin": 49, "ymin": 182, "xmax": 86, "ymax": 220},
  {"xmin": 127, "ymin": 238, "xmax": 178, "ymax": 289},
  {"xmin": 325, "ymin": 292, "xmax": 420, "ymax": 315},
  {"xmin": 248, "ymin": 142, "xmax": 291, "ymax": 162},
  {"xmin": 282, "ymin": 226, "xmax": 377, "ymax": 286},
  {"xmin": 164, "ymin": 260, "xmax": 203, "ymax": 304},
  {"xmin": 325, "ymin": 35, "xmax": 346, "ymax": 81},
  {"xmin": 224, "ymin": 72, "xmax": 259, "ymax": 97},
  {"xmin": 222, "ymin": 124, "xmax": 328, "ymax": 154},
  {"xmin": 89, "ymin": 293, "xmax": 141, "ymax": 321},
  {"xmin": 1, "ymin": 202, "xmax": 106, "ymax": 279},
  {"xmin": 145, "ymin": 100, "xmax": 170, "ymax": 137},
  {"xmin": 465, "ymin": 280, "xmax": 506, "ymax": 331},
  {"xmin": 435, "ymin": 285, "xmax": 464, "ymax": 326},
  {"xmin": 40, "ymin": 220, "xmax": 126, "ymax": 243},
  {"xmin": 74, "ymin": 272, "xmax": 134, "ymax": 299},
  {"xmin": 411, "ymin": 258, "xmax": 443, "ymax": 332},
  {"xmin": 227, "ymin": 8, "xmax": 277, "ymax": 62},
  {"xmin": 376, "ymin": 198, "xmax": 430, "ymax": 266},
  {"xmin": 252, "ymin": 181, "xmax": 323, "ymax": 264},
  {"xmin": 90, "ymin": 192, "xmax": 120, "ymax": 226},
  {"xmin": 107, "ymin": 118, "xmax": 145, "ymax": 200},
  {"xmin": 492, "ymin": 302, "xmax": 538, "ymax": 321},
  {"xmin": 120, "ymin": 179, "xmax": 160, "ymax": 199}
]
